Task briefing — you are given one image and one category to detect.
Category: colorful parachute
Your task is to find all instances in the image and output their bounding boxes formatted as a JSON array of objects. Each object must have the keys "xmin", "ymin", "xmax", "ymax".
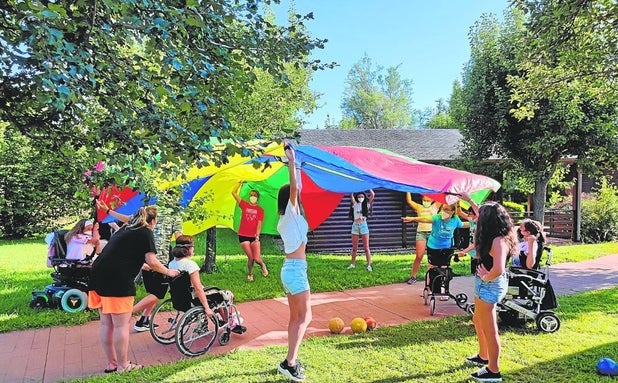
[
  {"xmin": 95, "ymin": 143, "xmax": 501, "ymax": 235},
  {"xmin": 179, "ymin": 144, "xmax": 500, "ymax": 235}
]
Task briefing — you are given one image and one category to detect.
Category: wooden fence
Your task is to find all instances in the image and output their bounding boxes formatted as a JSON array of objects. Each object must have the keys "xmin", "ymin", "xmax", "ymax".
[{"xmin": 509, "ymin": 209, "xmax": 574, "ymax": 240}]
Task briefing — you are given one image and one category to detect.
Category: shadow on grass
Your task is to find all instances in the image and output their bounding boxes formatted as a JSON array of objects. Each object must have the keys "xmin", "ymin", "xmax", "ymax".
[{"xmin": 505, "ymin": 341, "xmax": 618, "ymax": 383}]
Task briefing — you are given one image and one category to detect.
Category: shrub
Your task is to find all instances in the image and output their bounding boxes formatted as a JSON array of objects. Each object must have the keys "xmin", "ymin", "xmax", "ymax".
[
  {"xmin": 503, "ymin": 200, "xmax": 525, "ymax": 213},
  {"xmin": 581, "ymin": 178, "xmax": 618, "ymax": 243}
]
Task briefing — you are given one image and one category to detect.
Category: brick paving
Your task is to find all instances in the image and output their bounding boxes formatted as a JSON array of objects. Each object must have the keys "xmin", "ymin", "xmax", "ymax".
[{"xmin": 0, "ymin": 254, "xmax": 616, "ymax": 383}]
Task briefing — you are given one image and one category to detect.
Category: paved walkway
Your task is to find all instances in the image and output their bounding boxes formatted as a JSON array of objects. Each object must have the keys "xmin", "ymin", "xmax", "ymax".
[{"xmin": 1, "ymin": 254, "xmax": 617, "ymax": 383}]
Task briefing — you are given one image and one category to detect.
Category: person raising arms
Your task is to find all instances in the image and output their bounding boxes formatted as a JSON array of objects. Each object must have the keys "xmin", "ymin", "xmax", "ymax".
[
  {"xmin": 405, "ymin": 194, "xmax": 441, "ymax": 284},
  {"xmin": 231, "ymin": 182, "xmax": 268, "ymax": 281},
  {"xmin": 276, "ymin": 142, "xmax": 311, "ymax": 382},
  {"xmin": 347, "ymin": 189, "xmax": 375, "ymax": 272}
]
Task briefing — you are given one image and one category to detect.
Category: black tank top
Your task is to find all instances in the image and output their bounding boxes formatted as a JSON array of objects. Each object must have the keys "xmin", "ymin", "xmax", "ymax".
[{"xmin": 479, "ymin": 249, "xmax": 494, "ymax": 271}]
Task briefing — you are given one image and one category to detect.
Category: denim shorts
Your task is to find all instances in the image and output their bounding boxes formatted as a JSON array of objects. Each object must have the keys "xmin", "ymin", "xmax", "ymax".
[
  {"xmin": 351, "ymin": 221, "xmax": 369, "ymax": 235},
  {"xmin": 474, "ymin": 273, "xmax": 508, "ymax": 304},
  {"xmin": 416, "ymin": 231, "xmax": 430, "ymax": 242},
  {"xmin": 281, "ymin": 258, "xmax": 310, "ymax": 295}
]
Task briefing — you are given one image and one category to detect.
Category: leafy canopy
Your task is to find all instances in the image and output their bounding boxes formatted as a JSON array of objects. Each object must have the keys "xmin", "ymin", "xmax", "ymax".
[
  {"xmin": 340, "ymin": 54, "xmax": 414, "ymax": 129},
  {"xmin": 457, "ymin": 9, "xmax": 618, "ymax": 221},
  {"xmin": 0, "ymin": 0, "xmax": 331, "ymax": 195},
  {"xmin": 509, "ymin": 0, "xmax": 618, "ymax": 119}
]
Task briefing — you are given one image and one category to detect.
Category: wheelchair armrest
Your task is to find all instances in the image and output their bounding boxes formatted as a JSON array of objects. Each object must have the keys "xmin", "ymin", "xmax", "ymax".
[{"xmin": 508, "ymin": 267, "xmax": 547, "ymax": 283}]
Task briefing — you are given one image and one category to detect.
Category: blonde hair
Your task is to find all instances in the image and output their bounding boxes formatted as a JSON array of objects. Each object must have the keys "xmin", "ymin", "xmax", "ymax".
[{"xmin": 125, "ymin": 206, "xmax": 157, "ymax": 230}]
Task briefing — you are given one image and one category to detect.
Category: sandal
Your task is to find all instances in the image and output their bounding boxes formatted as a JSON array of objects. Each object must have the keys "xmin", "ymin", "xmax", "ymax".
[
  {"xmin": 261, "ymin": 266, "xmax": 269, "ymax": 277},
  {"xmin": 117, "ymin": 362, "xmax": 143, "ymax": 373}
]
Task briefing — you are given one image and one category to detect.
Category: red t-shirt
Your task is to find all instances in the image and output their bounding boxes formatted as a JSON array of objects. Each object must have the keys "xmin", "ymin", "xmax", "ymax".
[{"xmin": 238, "ymin": 199, "xmax": 264, "ymax": 237}]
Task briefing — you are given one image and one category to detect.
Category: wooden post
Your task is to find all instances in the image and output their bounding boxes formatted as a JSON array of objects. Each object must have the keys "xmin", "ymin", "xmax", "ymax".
[{"xmin": 574, "ymin": 168, "xmax": 582, "ymax": 242}]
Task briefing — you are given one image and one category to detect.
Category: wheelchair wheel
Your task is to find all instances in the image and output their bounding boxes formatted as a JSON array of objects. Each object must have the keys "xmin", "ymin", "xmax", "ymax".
[
  {"xmin": 536, "ymin": 311, "xmax": 560, "ymax": 333},
  {"xmin": 455, "ymin": 293, "xmax": 468, "ymax": 309},
  {"xmin": 60, "ymin": 289, "xmax": 87, "ymax": 313},
  {"xmin": 422, "ymin": 287, "xmax": 430, "ymax": 306},
  {"xmin": 176, "ymin": 306, "xmax": 219, "ymax": 357},
  {"xmin": 150, "ymin": 298, "xmax": 181, "ymax": 345},
  {"xmin": 30, "ymin": 293, "xmax": 49, "ymax": 309},
  {"xmin": 219, "ymin": 331, "xmax": 231, "ymax": 346},
  {"xmin": 429, "ymin": 297, "xmax": 436, "ymax": 316},
  {"xmin": 466, "ymin": 304, "xmax": 475, "ymax": 315}
]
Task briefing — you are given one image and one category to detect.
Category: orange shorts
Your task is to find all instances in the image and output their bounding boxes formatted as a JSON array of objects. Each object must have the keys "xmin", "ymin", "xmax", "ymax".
[{"xmin": 88, "ymin": 291, "xmax": 134, "ymax": 314}]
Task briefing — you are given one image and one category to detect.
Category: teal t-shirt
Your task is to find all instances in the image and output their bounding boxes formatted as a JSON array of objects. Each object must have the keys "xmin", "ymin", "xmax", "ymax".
[{"xmin": 427, "ymin": 214, "xmax": 463, "ymax": 249}]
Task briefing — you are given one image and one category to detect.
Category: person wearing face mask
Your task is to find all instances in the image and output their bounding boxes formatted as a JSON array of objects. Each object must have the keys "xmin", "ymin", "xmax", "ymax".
[
  {"xmin": 404, "ymin": 194, "xmax": 442, "ymax": 284},
  {"xmin": 232, "ymin": 181, "xmax": 268, "ymax": 281},
  {"xmin": 347, "ymin": 189, "xmax": 375, "ymax": 272},
  {"xmin": 402, "ymin": 193, "xmax": 475, "ymax": 298}
]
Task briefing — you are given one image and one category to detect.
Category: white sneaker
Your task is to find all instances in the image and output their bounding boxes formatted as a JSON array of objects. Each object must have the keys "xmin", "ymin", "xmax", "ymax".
[
  {"xmin": 367, "ymin": 265, "xmax": 373, "ymax": 272},
  {"xmin": 347, "ymin": 263, "xmax": 356, "ymax": 269}
]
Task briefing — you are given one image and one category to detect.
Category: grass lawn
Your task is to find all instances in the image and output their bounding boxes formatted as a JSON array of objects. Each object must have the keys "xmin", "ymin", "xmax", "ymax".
[
  {"xmin": 67, "ymin": 287, "xmax": 618, "ymax": 383},
  {"xmin": 0, "ymin": 229, "xmax": 617, "ymax": 333},
  {"xmin": 1, "ymin": 230, "xmax": 617, "ymax": 382}
]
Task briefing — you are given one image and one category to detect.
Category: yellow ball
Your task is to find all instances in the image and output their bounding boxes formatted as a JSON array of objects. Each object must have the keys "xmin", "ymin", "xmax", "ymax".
[
  {"xmin": 328, "ymin": 317, "xmax": 345, "ymax": 334},
  {"xmin": 350, "ymin": 317, "xmax": 368, "ymax": 333}
]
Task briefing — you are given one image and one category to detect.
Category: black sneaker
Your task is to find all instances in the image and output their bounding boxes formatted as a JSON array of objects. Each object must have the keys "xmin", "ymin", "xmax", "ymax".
[
  {"xmin": 471, "ymin": 367, "xmax": 502, "ymax": 382},
  {"xmin": 133, "ymin": 318, "xmax": 148, "ymax": 332},
  {"xmin": 278, "ymin": 359, "xmax": 305, "ymax": 381},
  {"xmin": 465, "ymin": 354, "xmax": 489, "ymax": 367}
]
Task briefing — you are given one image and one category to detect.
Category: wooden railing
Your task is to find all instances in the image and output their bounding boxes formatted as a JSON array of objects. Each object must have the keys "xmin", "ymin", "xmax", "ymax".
[{"xmin": 509, "ymin": 209, "xmax": 574, "ymax": 240}]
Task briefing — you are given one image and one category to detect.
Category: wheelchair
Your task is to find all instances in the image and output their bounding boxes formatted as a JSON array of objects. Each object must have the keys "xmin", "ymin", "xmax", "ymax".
[{"xmin": 149, "ymin": 272, "xmax": 246, "ymax": 357}]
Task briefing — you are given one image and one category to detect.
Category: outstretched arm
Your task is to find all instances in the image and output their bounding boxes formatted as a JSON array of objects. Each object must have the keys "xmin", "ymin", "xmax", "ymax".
[
  {"xmin": 405, "ymin": 192, "xmax": 421, "ymax": 211},
  {"xmin": 96, "ymin": 200, "xmax": 130, "ymax": 223},
  {"xmin": 402, "ymin": 216, "xmax": 432, "ymax": 224},
  {"xmin": 231, "ymin": 181, "xmax": 243, "ymax": 203},
  {"xmin": 284, "ymin": 142, "xmax": 299, "ymax": 207}
]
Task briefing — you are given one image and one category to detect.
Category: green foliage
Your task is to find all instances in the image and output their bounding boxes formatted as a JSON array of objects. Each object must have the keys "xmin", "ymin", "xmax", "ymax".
[
  {"xmin": 509, "ymin": 0, "xmax": 618, "ymax": 122},
  {"xmin": 341, "ymin": 54, "xmax": 414, "ymax": 129},
  {"xmin": 0, "ymin": 0, "xmax": 333, "ymax": 199},
  {"xmin": 503, "ymin": 200, "xmax": 525, "ymax": 213},
  {"xmin": 0, "ymin": 129, "xmax": 86, "ymax": 238},
  {"xmin": 581, "ymin": 178, "xmax": 618, "ymax": 243},
  {"xmin": 458, "ymin": 9, "xmax": 618, "ymax": 222}
]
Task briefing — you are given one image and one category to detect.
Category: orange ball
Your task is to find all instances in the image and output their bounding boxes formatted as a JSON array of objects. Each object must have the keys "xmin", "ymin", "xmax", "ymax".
[
  {"xmin": 350, "ymin": 317, "xmax": 368, "ymax": 333},
  {"xmin": 364, "ymin": 317, "xmax": 377, "ymax": 331},
  {"xmin": 328, "ymin": 317, "xmax": 345, "ymax": 334}
]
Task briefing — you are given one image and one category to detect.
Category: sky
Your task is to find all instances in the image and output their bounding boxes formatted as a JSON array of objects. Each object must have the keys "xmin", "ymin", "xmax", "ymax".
[{"xmin": 272, "ymin": 0, "xmax": 509, "ymax": 129}]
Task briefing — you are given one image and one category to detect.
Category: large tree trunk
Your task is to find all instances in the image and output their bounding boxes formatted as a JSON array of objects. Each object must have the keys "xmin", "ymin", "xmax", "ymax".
[
  {"xmin": 532, "ymin": 174, "xmax": 551, "ymax": 225},
  {"xmin": 201, "ymin": 227, "xmax": 217, "ymax": 273}
]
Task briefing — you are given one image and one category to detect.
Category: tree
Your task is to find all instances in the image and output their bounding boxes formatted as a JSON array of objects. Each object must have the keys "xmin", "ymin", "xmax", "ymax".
[
  {"xmin": 340, "ymin": 54, "xmax": 414, "ymax": 129},
  {"xmin": 0, "ymin": 0, "xmax": 330, "ymax": 197},
  {"xmin": 509, "ymin": 0, "xmax": 618, "ymax": 120},
  {"xmin": 0, "ymin": 125, "xmax": 86, "ymax": 238},
  {"xmin": 457, "ymin": 10, "xmax": 618, "ymax": 223}
]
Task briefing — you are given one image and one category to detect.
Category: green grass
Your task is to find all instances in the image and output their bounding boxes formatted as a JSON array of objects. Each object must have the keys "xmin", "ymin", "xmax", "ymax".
[
  {"xmin": 66, "ymin": 287, "xmax": 618, "ymax": 383},
  {"xmin": 0, "ymin": 230, "xmax": 616, "ymax": 333}
]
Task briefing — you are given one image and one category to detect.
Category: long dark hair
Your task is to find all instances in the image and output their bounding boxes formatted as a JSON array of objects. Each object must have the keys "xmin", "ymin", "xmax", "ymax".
[
  {"xmin": 474, "ymin": 201, "xmax": 517, "ymax": 261},
  {"xmin": 277, "ymin": 184, "xmax": 291, "ymax": 215},
  {"xmin": 521, "ymin": 218, "xmax": 546, "ymax": 266},
  {"xmin": 348, "ymin": 192, "xmax": 370, "ymax": 219}
]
